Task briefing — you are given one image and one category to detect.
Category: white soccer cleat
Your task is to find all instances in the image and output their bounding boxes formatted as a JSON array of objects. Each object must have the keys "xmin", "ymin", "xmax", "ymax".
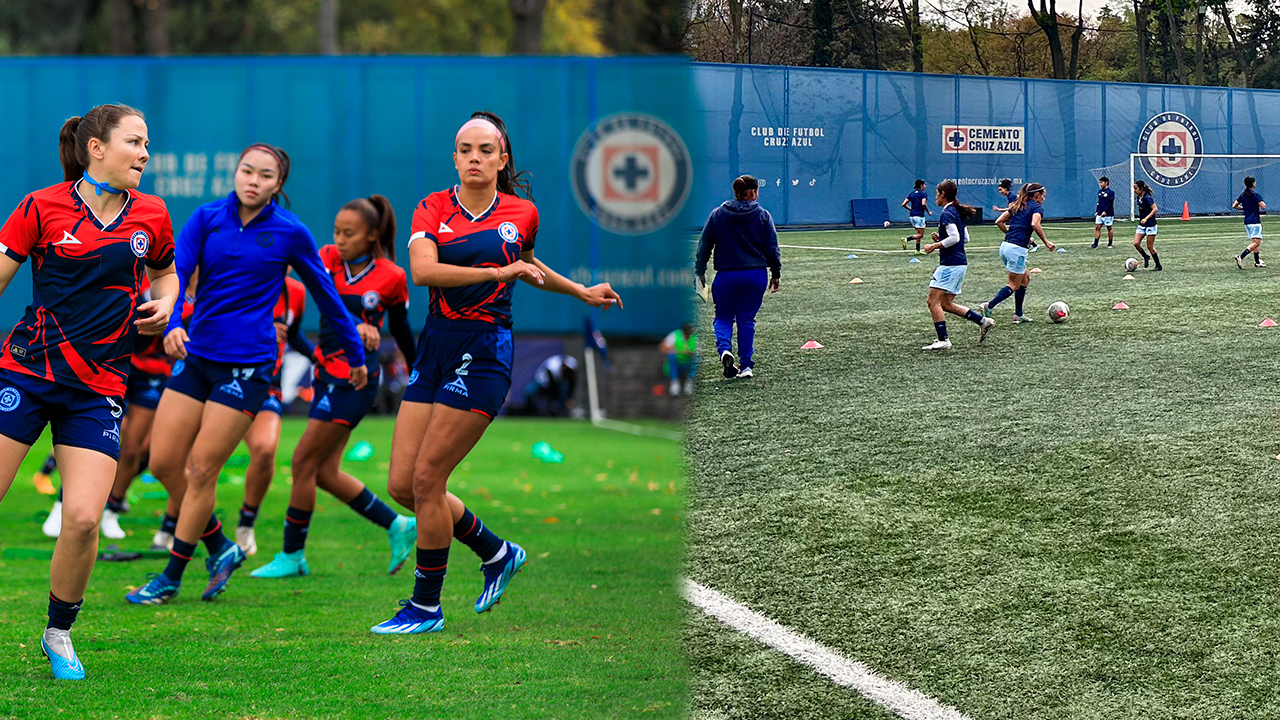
[
  {"xmin": 1013, "ymin": 315, "xmax": 1033, "ymax": 324},
  {"xmin": 236, "ymin": 526, "xmax": 258, "ymax": 557},
  {"xmin": 921, "ymin": 339, "xmax": 953, "ymax": 351},
  {"xmin": 151, "ymin": 530, "xmax": 174, "ymax": 551},
  {"xmin": 43, "ymin": 501, "xmax": 63, "ymax": 538},
  {"xmin": 736, "ymin": 367, "xmax": 754, "ymax": 379},
  {"xmin": 100, "ymin": 509, "xmax": 126, "ymax": 540},
  {"xmin": 978, "ymin": 317, "xmax": 995, "ymax": 344},
  {"xmin": 1237, "ymin": 255, "xmax": 1244, "ymax": 270},
  {"xmin": 668, "ymin": 379, "xmax": 680, "ymax": 397},
  {"xmin": 1257, "ymin": 260, "xmax": 1267, "ymax": 268}
]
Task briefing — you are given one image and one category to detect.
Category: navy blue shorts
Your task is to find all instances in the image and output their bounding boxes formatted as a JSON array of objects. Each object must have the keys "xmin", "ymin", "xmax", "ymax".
[
  {"xmin": 309, "ymin": 381, "xmax": 377, "ymax": 428},
  {"xmin": 260, "ymin": 390, "xmax": 284, "ymax": 416},
  {"xmin": 0, "ymin": 368, "xmax": 125, "ymax": 460},
  {"xmin": 166, "ymin": 354, "xmax": 274, "ymax": 417},
  {"xmin": 126, "ymin": 370, "xmax": 169, "ymax": 411},
  {"xmin": 404, "ymin": 320, "xmax": 513, "ymax": 419}
]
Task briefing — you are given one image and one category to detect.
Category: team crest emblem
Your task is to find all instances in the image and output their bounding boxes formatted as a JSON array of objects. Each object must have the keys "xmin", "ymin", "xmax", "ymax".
[
  {"xmin": 408, "ymin": 370, "xmax": 419, "ymax": 385},
  {"xmin": 0, "ymin": 387, "xmax": 19, "ymax": 412},
  {"xmin": 361, "ymin": 290, "xmax": 381, "ymax": 310},
  {"xmin": 1137, "ymin": 112, "xmax": 1203, "ymax": 188},
  {"xmin": 257, "ymin": 232, "xmax": 275, "ymax": 248},
  {"xmin": 498, "ymin": 222, "xmax": 519, "ymax": 243},
  {"xmin": 571, "ymin": 113, "xmax": 692, "ymax": 236},
  {"xmin": 130, "ymin": 231, "xmax": 150, "ymax": 258}
]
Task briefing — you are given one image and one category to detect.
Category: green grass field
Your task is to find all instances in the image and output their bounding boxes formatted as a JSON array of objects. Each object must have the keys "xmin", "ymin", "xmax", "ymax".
[
  {"xmin": 0, "ymin": 416, "xmax": 684, "ymax": 720},
  {"xmin": 686, "ymin": 217, "xmax": 1280, "ymax": 720}
]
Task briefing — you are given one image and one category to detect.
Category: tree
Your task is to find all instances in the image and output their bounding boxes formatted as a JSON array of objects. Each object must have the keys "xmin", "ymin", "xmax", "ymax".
[
  {"xmin": 510, "ymin": 0, "xmax": 548, "ymax": 52},
  {"xmin": 320, "ymin": 0, "xmax": 339, "ymax": 54},
  {"xmin": 1134, "ymin": 0, "xmax": 1150, "ymax": 82},
  {"xmin": 812, "ymin": 0, "xmax": 833, "ymax": 65},
  {"xmin": 1026, "ymin": 0, "xmax": 1066, "ymax": 79},
  {"xmin": 896, "ymin": 0, "xmax": 923, "ymax": 71}
]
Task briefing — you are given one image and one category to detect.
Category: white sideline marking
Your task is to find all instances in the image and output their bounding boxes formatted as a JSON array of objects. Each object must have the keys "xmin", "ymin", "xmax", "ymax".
[
  {"xmin": 684, "ymin": 579, "xmax": 974, "ymax": 720},
  {"xmin": 781, "ymin": 231, "xmax": 1242, "ymax": 255},
  {"xmin": 592, "ymin": 417, "xmax": 681, "ymax": 441}
]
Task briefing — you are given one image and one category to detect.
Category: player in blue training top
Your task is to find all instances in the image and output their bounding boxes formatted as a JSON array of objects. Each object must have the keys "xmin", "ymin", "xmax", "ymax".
[
  {"xmin": 126, "ymin": 143, "xmax": 367, "ymax": 607},
  {"xmin": 979, "ymin": 183, "xmax": 1056, "ymax": 323},
  {"xmin": 921, "ymin": 180, "xmax": 995, "ymax": 351},
  {"xmin": 1132, "ymin": 180, "xmax": 1161, "ymax": 271},
  {"xmin": 0, "ymin": 105, "xmax": 178, "ymax": 680},
  {"xmin": 901, "ymin": 179, "xmax": 931, "ymax": 253},
  {"xmin": 1092, "ymin": 176, "xmax": 1116, "ymax": 249},
  {"xmin": 251, "ymin": 194, "xmax": 418, "ymax": 580},
  {"xmin": 1233, "ymin": 176, "xmax": 1267, "ymax": 269},
  {"xmin": 369, "ymin": 111, "xmax": 622, "ymax": 635}
]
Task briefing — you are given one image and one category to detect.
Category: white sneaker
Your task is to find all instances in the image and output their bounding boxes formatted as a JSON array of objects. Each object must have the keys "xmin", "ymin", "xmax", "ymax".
[
  {"xmin": 236, "ymin": 526, "xmax": 258, "ymax": 556},
  {"xmin": 668, "ymin": 379, "xmax": 680, "ymax": 397},
  {"xmin": 978, "ymin": 317, "xmax": 995, "ymax": 344},
  {"xmin": 922, "ymin": 339, "xmax": 953, "ymax": 351},
  {"xmin": 681, "ymin": 380, "xmax": 694, "ymax": 395},
  {"xmin": 43, "ymin": 501, "xmax": 63, "ymax": 538},
  {"xmin": 1013, "ymin": 315, "xmax": 1033, "ymax": 324},
  {"xmin": 150, "ymin": 530, "xmax": 174, "ymax": 551},
  {"xmin": 100, "ymin": 509, "xmax": 126, "ymax": 540},
  {"xmin": 736, "ymin": 367, "xmax": 754, "ymax": 379}
]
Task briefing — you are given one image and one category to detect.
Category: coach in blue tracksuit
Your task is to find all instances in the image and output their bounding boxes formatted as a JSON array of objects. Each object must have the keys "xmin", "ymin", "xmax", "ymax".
[{"xmin": 695, "ymin": 175, "xmax": 781, "ymax": 380}]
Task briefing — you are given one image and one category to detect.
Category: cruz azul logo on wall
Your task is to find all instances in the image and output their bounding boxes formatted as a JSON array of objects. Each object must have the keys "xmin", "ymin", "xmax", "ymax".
[
  {"xmin": 942, "ymin": 126, "xmax": 1024, "ymax": 154},
  {"xmin": 1138, "ymin": 112, "xmax": 1203, "ymax": 188},
  {"xmin": 571, "ymin": 113, "xmax": 692, "ymax": 236}
]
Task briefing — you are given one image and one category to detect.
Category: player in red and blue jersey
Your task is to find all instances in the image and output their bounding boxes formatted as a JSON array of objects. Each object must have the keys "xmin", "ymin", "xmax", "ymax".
[
  {"xmin": 1233, "ymin": 176, "xmax": 1267, "ymax": 269},
  {"xmin": 126, "ymin": 143, "xmax": 366, "ymax": 607},
  {"xmin": 251, "ymin": 195, "xmax": 418, "ymax": 579},
  {"xmin": 0, "ymin": 105, "xmax": 177, "ymax": 680},
  {"xmin": 370, "ymin": 111, "xmax": 622, "ymax": 635},
  {"xmin": 234, "ymin": 275, "xmax": 310, "ymax": 557}
]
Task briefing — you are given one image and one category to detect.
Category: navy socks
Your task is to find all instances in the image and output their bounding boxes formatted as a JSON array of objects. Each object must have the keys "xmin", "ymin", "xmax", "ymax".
[
  {"xmin": 963, "ymin": 309, "xmax": 984, "ymax": 324},
  {"xmin": 989, "ymin": 285, "xmax": 1013, "ymax": 309},
  {"xmin": 412, "ymin": 547, "xmax": 449, "ymax": 610},
  {"xmin": 159, "ymin": 513, "xmax": 177, "ymax": 535},
  {"xmin": 934, "ymin": 321, "xmax": 948, "ymax": 341},
  {"xmin": 46, "ymin": 593, "xmax": 82, "ymax": 631},
  {"xmin": 238, "ymin": 503, "xmax": 259, "ymax": 529},
  {"xmin": 200, "ymin": 515, "xmax": 230, "ymax": 556},
  {"xmin": 453, "ymin": 507, "xmax": 505, "ymax": 562},
  {"xmin": 347, "ymin": 488, "xmax": 398, "ymax": 529},
  {"xmin": 282, "ymin": 506, "xmax": 312, "ymax": 553},
  {"xmin": 1014, "ymin": 287, "xmax": 1027, "ymax": 316},
  {"xmin": 164, "ymin": 538, "xmax": 197, "ymax": 581}
]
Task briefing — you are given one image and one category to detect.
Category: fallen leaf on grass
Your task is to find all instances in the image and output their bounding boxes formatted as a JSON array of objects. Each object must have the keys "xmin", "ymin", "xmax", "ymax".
[
  {"xmin": 543, "ymin": 517, "xmax": 560, "ymax": 524},
  {"xmin": 650, "ymin": 508, "xmax": 662, "ymax": 515}
]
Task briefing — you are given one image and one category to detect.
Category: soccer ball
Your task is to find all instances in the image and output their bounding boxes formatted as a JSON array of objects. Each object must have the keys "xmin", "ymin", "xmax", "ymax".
[
  {"xmin": 1124, "ymin": 258, "xmax": 1140, "ymax": 272},
  {"xmin": 1048, "ymin": 301, "xmax": 1069, "ymax": 323},
  {"xmin": 883, "ymin": 220, "xmax": 891, "ymax": 228}
]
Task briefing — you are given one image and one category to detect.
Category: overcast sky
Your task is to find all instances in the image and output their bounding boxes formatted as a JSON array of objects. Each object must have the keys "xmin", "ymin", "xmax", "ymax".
[{"xmin": 996, "ymin": 0, "xmax": 1246, "ymax": 20}]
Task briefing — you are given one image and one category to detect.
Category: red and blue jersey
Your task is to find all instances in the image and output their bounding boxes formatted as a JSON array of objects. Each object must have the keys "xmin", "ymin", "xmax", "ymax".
[
  {"xmin": 270, "ymin": 276, "xmax": 307, "ymax": 385},
  {"xmin": 0, "ymin": 182, "xmax": 175, "ymax": 397},
  {"xmin": 314, "ymin": 244, "xmax": 413, "ymax": 385},
  {"xmin": 408, "ymin": 188, "xmax": 538, "ymax": 329}
]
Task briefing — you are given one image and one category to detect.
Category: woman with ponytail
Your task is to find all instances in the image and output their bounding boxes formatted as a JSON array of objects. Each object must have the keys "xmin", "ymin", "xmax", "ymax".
[
  {"xmin": 0, "ymin": 105, "xmax": 177, "ymax": 679},
  {"xmin": 1133, "ymin": 180, "xmax": 1161, "ymax": 270},
  {"xmin": 921, "ymin": 180, "xmax": 996, "ymax": 350},
  {"xmin": 249, "ymin": 195, "xmax": 418, "ymax": 579},
  {"xmin": 979, "ymin": 182, "xmax": 1057, "ymax": 323},
  {"xmin": 368, "ymin": 111, "xmax": 621, "ymax": 635},
  {"xmin": 126, "ymin": 143, "xmax": 367, "ymax": 607}
]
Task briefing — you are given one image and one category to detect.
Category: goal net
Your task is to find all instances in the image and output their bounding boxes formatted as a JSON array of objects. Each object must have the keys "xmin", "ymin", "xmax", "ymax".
[{"xmin": 1089, "ymin": 154, "xmax": 1280, "ymax": 221}]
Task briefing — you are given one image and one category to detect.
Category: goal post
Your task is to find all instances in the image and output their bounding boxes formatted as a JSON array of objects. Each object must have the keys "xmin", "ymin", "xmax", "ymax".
[{"xmin": 1088, "ymin": 154, "xmax": 1280, "ymax": 221}]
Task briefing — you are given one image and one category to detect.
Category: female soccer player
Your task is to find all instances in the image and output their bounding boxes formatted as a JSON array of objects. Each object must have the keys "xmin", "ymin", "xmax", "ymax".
[
  {"xmin": 979, "ymin": 182, "xmax": 1056, "ymax": 323},
  {"xmin": 901, "ymin": 179, "xmax": 931, "ymax": 252},
  {"xmin": 369, "ymin": 112, "xmax": 621, "ymax": 634},
  {"xmin": 0, "ymin": 104, "xmax": 177, "ymax": 679},
  {"xmin": 251, "ymin": 195, "xmax": 418, "ymax": 579},
  {"xmin": 921, "ymin": 181, "xmax": 995, "ymax": 351},
  {"xmin": 991, "ymin": 178, "xmax": 1012, "ymax": 215},
  {"xmin": 1133, "ymin": 180, "xmax": 1161, "ymax": 271},
  {"xmin": 235, "ymin": 275, "xmax": 310, "ymax": 557},
  {"xmin": 126, "ymin": 143, "xmax": 367, "ymax": 606},
  {"xmin": 1233, "ymin": 176, "xmax": 1267, "ymax": 269},
  {"xmin": 1092, "ymin": 176, "xmax": 1116, "ymax": 249}
]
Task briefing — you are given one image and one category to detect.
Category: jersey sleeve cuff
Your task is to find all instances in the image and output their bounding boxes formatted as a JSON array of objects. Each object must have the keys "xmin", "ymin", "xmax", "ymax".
[
  {"xmin": 407, "ymin": 231, "xmax": 436, "ymax": 246},
  {"xmin": 0, "ymin": 242, "xmax": 28, "ymax": 264},
  {"xmin": 145, "ymin": 249, "xmax": 175, "ymax": 270}
]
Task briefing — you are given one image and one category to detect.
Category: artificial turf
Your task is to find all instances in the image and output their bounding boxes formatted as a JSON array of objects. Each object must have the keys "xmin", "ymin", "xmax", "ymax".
[
  {"xmin": 686, "ymin": 217, "xmax": 1280, "ymax": 720},
  {"xmin": 0, "ymin": 416, "xmax": 685, "ymax": 720}
]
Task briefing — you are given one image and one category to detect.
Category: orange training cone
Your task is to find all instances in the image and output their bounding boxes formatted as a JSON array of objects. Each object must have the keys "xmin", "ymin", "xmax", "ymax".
[
  {"xmin": 1260, "ymin": 318, "xmax": 1278, "ymax": 328},
  {"xmin": 1181, "ymin": 201, "xmax": 1191, "ymax": 221}
]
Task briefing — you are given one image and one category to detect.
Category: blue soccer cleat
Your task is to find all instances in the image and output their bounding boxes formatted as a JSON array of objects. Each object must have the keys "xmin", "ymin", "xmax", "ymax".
[
  {"xmin": 41, "ymin": 629, "xmax": 85, "ymax": 680},
  {"xmin": 126, "ymin": 572, "xmax": 181, "ymax": 605},
  {"xmin": 386, "ymin": 516, "xmax": 416, "ymax": 575},
  {"xmin": 475, "ymin": 541, "xmax": 527, "ymax": 613},
  {"xmin": 249, "ymin": 550, "xmax": 310, "ymax": 579},
  {"xmin": 369, "ymin": 600, "xmax": 445, "ymax": 635},
  {"xmin": 202, "ymin": 543, "xmax": 246, "ymax": 601}
]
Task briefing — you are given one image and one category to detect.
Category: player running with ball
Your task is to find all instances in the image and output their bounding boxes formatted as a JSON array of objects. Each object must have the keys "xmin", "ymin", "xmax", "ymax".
[
  {"xmin": 1133, "ymin": 180, "xmax": 1161, "ymax": 271},
  {"xmin": 979, "ymin": 182, "xmax": 1056, "ymax": 323}
]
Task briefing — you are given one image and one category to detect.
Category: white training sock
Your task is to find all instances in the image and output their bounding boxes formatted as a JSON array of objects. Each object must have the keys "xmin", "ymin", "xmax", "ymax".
[{"xmin": 483, "ymin": 542, "xmax": 508, "ymax": 565}]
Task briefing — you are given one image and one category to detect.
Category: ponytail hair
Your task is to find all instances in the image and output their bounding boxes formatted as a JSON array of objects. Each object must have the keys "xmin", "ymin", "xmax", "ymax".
[
  {"xmin": 1008, "ymin": 182, "xmax": 1046, "ymax": 216},
  {"xmin": 467, "ymin": 111, "xmax": 533, "ymax": 201},
  {"xmin": 238, "ymin": 143, "xmax": 292, "ymax": 208},
  {"xmin": 340, "ymin": 194, "xmax": 398, "ymax": 261},
  {"xmin": 1134, "ymin": 180, "xmax": 1152, "ymax": 196},
  {"xmin": 935, "ymin": 180, "xmax": 977, "ymax": 221},
  {"xmin": 59, "ymin": 104, "xmax": 145, "ymax": 182}
]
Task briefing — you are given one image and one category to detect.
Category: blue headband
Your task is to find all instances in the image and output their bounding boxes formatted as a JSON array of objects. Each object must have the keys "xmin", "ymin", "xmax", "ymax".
[{"xmin": 82, "ymin": 171, "xmax": 124, "ymax": 196}]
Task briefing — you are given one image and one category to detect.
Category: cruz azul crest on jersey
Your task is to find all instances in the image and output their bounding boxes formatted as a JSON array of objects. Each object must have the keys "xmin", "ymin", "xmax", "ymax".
[
  {"xmin": 1137, "ymin": 112, "xmax": 1203, "ymax": 188},
  {"xmin": 361, "ymin": 290, "xmax": 381, "ymax": 310},
  {"xmin": 130, "ymin": 230, "xmax": 150, "ymax": 258},
  {"xmin": 571, "ymin": 113, "xmax": 692, "ymax": 236},
  {"xmin": 498, "ymin": 222, "xmax": 520, "ymax": 243}
]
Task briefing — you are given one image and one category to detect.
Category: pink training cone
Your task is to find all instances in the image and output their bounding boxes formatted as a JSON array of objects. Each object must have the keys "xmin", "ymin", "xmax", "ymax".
[
  {"xmin": 1261, "ymin": 318, "xmax": 1278, "ymax": 328},
  {"xmin": 1029, "ymin": 267, "xmax": 1043, "ymax": 274},
  {"xmin": 1112, "ymin": 302, "xmax": 1129, "ymax": 310},
  {"xmin": 801, "ymin": 340, "xmax": 825, "ymax": 349}
]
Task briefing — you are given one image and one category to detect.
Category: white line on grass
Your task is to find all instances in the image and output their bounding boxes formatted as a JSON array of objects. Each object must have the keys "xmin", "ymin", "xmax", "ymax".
[
  {"xmin": 592, "ymin": 417, "xmax": 682, "ymax": 441},
  {"xmin": 684, "ymin": 579, "xmax": 974, "ymax": 720},
  {"xmin": 781, "ymin": 231, "xmax": 1243, "ymax": 255}
]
